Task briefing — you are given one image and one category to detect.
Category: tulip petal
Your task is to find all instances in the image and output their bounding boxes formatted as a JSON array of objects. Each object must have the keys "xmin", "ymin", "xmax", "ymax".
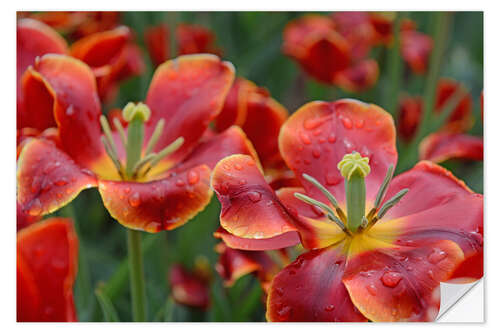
[
  {"xmin": 397, "ymin": 95, "xmax": 422, "ymax": 142},
  {"xmin": 343, "ymin": 240, "xmax": 464, "ymax": 322},
  {"xmin": 17, "ymin": 139, "xmax": 97, "ymax": 216},
  {"xmin": 22, "ymin": 54, "xmax": 114, "ymax": 176},
  {"xmin": 17, "ymin": 218, "xmax": 78, "ymax": 322},
  {"xmin": 401, "ymin": 30, "xmax": 433, "ymax": 74},
  {"xmin": 435, "ymin": 78, "xmax": 473, "ymax": 133},
  {"xmin": 279, "ymin": 99, "xmax": 397, "ymax": 203},
  {"xmin": 214, "ymin": 78, "xmax": 254, "ymax": 132},
  {"xmin": 169, "ymin": 264, "xmax": 210, "ymax": 309},
  {"xmin": 145, "ymin": 54, "xmax": 235, "ymax": 168},
  {"xmin": 176, "ymin": 24, "xmax": 220, "ymax": 56},
  {"xmin": 17, "ymin": 19, "xmax": 68, "ymax": 129},
  {"xmin": 419, "ymin": 133, "xmax": 483, "ymax": 163},
  {"xmin": 372, "ymin": 161, "xmax": 483, "ymax": 280},
  {"xmin": 267, "ymin": 243, "xmax": 367, "ymax": 322},
  {"xmin": 211, "ymin": 154, "xmax": 297, "ymax": 240},
  {"xmin": 334, "ymin": 59, "xmax": 379, "ymax": 93},
  {"xmin": 214, "ymin": 227, "xmax": 300, "ymax": 251},
  {"xmin": 98, "ymin": 165, "xmax": 212, "ymax": 232},
  {"xmin": 144, "ymin": 24, "xmax": 170, "ymax": 67},
  {"xmin": 17, "ymin": 202, "xmax": 41, "ymax": 231}
]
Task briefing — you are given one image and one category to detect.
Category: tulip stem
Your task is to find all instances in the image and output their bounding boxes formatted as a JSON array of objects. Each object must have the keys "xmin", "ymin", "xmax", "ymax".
[{"xmin": 127, "ymin": 229, "xmax": 147, "ymax": 321}]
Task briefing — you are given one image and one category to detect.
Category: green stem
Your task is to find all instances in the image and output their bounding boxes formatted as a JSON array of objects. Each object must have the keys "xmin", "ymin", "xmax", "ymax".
[
  {"xmin": 345, "ymin": 172, "xmax": 366, "ymax": 232},
  {"xmin": 127, "ymin": 229, "xmax": 147, "ymax": 321}
]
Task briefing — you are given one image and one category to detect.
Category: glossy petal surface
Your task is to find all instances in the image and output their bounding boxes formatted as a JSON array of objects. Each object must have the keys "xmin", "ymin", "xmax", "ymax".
[
  {"xmin": 267, "ymin": 244, "xmax": 367, "ymax": 322},
  {"xmin": 211, "ymin": 154, "xmax": 297, "ymax": 240},
  {"xmin": 17, "ymin": 139, "xmax": 97, "ymax": 216},
  {"xmin": 214, "ymin": 227, "xmax": 300, "ymax": 251},
  {"xmin": 419, "ymin": 133, "xmax": 483, "ymax": 163},
  {"xmin": 145, "ymin": 54, "xmax": 235, "ymax": 167},
  {"xmin": 279, "ymin": 99, "xmax": 397, "ymax": 204},
  {"xmin": 17, "ymin": 218, "xmax": 78, "ymax": 322},
  {"xmin": 343, "ymin": 240, "xmax": 464, "ymax": 322},
  {"xmin": 98, "ymin": 165, "xmax": 212, "ymax": 232}
]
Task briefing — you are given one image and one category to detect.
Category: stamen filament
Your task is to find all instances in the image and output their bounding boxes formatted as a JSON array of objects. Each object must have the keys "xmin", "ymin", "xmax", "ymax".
[
  {"xmin": 374, "ymin": 164, "xmax": 394, "ymax": 209},
  {"xmin": 377, "ymin": 188, "xmax": 409, "ymax": 219},
  {"xmin": 113, "ymin": 118, "xmax": 127, "ymax": 148},
  {"xmin": 141, "ymin": 137, "xmax": 184, "ymax": 176},
  {"xmin": 144, "ymin": 118, "xmax": 165, "ymax": 156},
  {"xmin": 302, "ymin": 173, "xmax": 340, "ymax": 209},
  {"xmin": 100, "ymin": 115, "xmax": 120, "ymax": 160},
  {"xmin": 132, "ymin": 153, "xmax": 157, "ymax": 178},
  {"xmin": 294, "ymin": 193, "xmax": 348, "ymax": 233},
  {"xmin": 101, "ymin": 136, "xmax": 123, "ymax": 177}
]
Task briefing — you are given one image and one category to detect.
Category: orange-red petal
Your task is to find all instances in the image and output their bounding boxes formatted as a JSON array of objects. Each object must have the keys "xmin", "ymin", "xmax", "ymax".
[
  {"xmin": 17, "ymin": 18, "xmax": 68, "ymax": 130},
  {"xmin": 397, "ymin": 95, "xmax": 422, "ymax": 142},
  {"xmin": 343, "ymin": 240, "xmax": 464, "ymax": 322},
  {"xmin": 169, "ymin": 264, "xmax": 210, "ymax": 309},
  {"xmin": 372, "ymin": 161, "xmax": 483, "ymax": 280},
  {"xmin": 17, "ymin": 139, "xmax": 98, "ymax": 216},
  {"xmin": 144, "ymin": 24, "xmax": 170, "ymax": 67},
  {"xmin": 279, "ymin": 99, "xmax": 397, "ymax": 204},
  {"xmin": 144, "ymin": 54, "xmax": 235, "ymax": 168},
  {"xmin": 419, "ymin": 133, "xmax": 483, "ymax": 163},
  {"xmin": 214, "ymin": 227, "xmax": 300, "ymax": 251},
  {"xmin": 17, "ymin": 218, "xmax": 78, "ymax": 322},
  {"xmin": 283, "ymin": 15, "xmax": 351, "ymax": 83},
  {"xmin": 267, "ymin": 243, "xmax": 367, "ymax": 322},
  {"xmin": 400, "ymin": 30, "xmax": 433, "ymax": 74},
  {"xmin": 22, "ymin": 54, "xmax": 110, "ymax": 172},
  {"xmin": 214, "ymin": 77, "xmax": 254, "ymax": 132},
  {"xmin": 176, "ymin": 23, "xmax": 221, "ymax": 56},
  {"xmin": 98, "ymin": 165, "xmax": 212, "ymax": 232},
  {"xmin": 211, "ymin": 154, "xmax": 297, "ymax": 240},
  {"xmin": 334, "ymin": 59, "xmax": 379, "ymax": 92},
  {"xmin": 435, "ymin": 78, "xmax": 473, "ymax": 133},
  {"xmin": 17, "ymin": 202, "xmax": 41, "ymax": 231}
]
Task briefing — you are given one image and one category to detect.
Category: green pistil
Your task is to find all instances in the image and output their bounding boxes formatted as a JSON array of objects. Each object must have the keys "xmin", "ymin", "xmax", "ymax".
[
  {"xmin": 100, "ymin": 102, "xmax": 183, "ymax": 181},
  {"xmin": 338, "ymin": 152, "xmax": 370, "ymax": 233}
]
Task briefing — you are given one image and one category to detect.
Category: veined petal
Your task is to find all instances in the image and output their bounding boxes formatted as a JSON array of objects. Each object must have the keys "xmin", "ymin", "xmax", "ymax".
[
  {"xmin": 17, "ymin": 19, "xmax": 68, "ymax": 128},
  {"xmin": 17, "ymin": 139, "xmax": 97, "ymax": 216},
  {"xmin": 343, "ymin": 240, "xmax": 464, "ymax": 322},
  {"xmin": 214, "ymin": 227, "xmax": 300, "ymax": 251},
  {"xmin": 145, "ymin": 54, "xmax": 235, "ymax": 168},
  {"xmin": 334, "ymin": 59, "xmax": 379, "ymax": 93},
  {"xmin": 169, "ymin": 264, "xmax": 210, "ymax": 309},
  {"xmin": 279, "ymin": 99, "xmax": 397, "ymax": 204},
  {"xmin": 419, "ymin": 133, "xmax": 483, "ymax": 163},
  {"xmin": 372, "ymin": 161, "xmax": 483, "ymax": 280},
  {"xmin": 211, "ymin": 154, "xmax": 297, "ymax": 240},
  {"xmin": 267, "ymin": 243, "xmax": 367, "ymax": 322},
  {"xmin": 17, "ymin": 218, "xmax": 78, "ymax": 322},
  {"xmin": 98, "ymin": 165, "xmax": 212, "ymax": 232},
  {"xmin": 23, "ymin": 54, "xmax": 112, "ymax": 174}
]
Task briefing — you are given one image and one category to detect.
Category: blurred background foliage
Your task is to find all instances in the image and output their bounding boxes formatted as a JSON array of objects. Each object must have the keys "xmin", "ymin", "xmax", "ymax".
[{"xmin": 44, "ymin": 11, "xmax": 482, "ymax": 321}]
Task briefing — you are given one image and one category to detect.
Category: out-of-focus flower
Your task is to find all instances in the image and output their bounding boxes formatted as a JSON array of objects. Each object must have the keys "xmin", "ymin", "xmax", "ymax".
[
  {"xmin": 282, "ymin": 15, "xmax": 379, "ymax": 92},
  {"xmin": 168, "ymin": 263, "xmax": 210, "ymax": 309},
  {"xmin": 18, "ymin": 11, "xmax": 121, "ymax": 40},
  {"xmin": 16, "ymin": 53, "xmax": 257, "ymax": 233},
  {"xmin": 400, "ymin": 30, "xmax": 433, "ymax": 74},
  {"xmin": 211, "ymin": 99, "xmax": 483, "ymax": 321},
  {"xmin": 214, "ymin": 242, "xmax": 290, "ymax": 293},
  {"xmin": 398, "ymin": 78, "xmax": 474, "ymax": 142},
  {"xmin": 17, "ymin": 218, "xmax": 78, "ymax": 322},
  {"xmin": 144, "ymin": 23, "xmax": 221, "ymax": 67}
]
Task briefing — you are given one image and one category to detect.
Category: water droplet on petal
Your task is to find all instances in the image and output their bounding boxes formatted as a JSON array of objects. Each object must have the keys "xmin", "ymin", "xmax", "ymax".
[
  {"xmin": 355, "ymin": 119, "xmax": 365, "ymax": 128},
  {"xmin": 324, "ymin": 305, "xmax": 335, "ymax": 312},
  {"xmin": 124, "ymin": 187, "xmax": 131, "ymax": 193},
  {"xmin": 325, "ymin": 172, "xmax": 341, "ymax": 186},
  {"xmin": 234, "ymin": 163, "xmax": 243, "ymax": 171},
  {"xmin": 28, "ymin": 198, "xmax": 42, "ymax": 215},
  {"xmin": 187, "ymin": 170, "xmax": 199, "ymax": 185},
  {"xmin": 328, "ymin": 134, "xmax": 337, "ymax": 143},
  {"xmin": 55, "ymin": 178, "xmax": 68, "ymax": 186},
  {"xmin": 381, "ymin": 271, "xmax": 403, "ymax": 288},
  {"xmin": 303, "ymin": 117, "xmax": 325, "ymax": 130},
  {"xmin": 66, "ymin": 105, "xmax": 75, "ymax": 116},
  {"xmin": 248, "ymin": 191, "xmax": 262, "ymax": 203},
  {"xmin": 128, "ymin": 192, "xmax": 141, "ymax": 207},
  {"xmin": 428, "ymin": 248, "xmax": 448, "ymax": 264},
  {"xmin": 239, "ymin": 179, "xmax": 247, "ymax": 185},
  {"xmin": 366, "ymin": 283, "xmax": 377, "ymax": 296},
  {"xmin": 276, "ymin": 305, "xmax": 292, "ymax": 320},
  {"xmin": 300, "ymin": 132, "xmax": 312, "ymax": 145},
  {"xmin": 427, "ymin": 270, "xmax": 434, "ymax": 280},
  {"xmin": 341, "ymin": 117, "xmax": 353, "ymax": 129},
  {"xmin": 176, "ymin": 179, "xmax": 185, "ymax": 187},
  {"xmin": 312, "ymin": 148, "xmax": 321, "ymax": 158},
  {"xmin": 276, "ymin": 287, "xmax": 284, "ymax": 296}
]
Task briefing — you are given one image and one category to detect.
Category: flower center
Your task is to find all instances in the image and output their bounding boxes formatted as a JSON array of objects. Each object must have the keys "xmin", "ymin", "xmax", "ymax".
[
  {"xmin": 294, "ymin": 152, "xmax": 409, "ymax": 235},
  {"xmin": 100, "ymin": 102, "xmax": 184, "ymax": 181}
]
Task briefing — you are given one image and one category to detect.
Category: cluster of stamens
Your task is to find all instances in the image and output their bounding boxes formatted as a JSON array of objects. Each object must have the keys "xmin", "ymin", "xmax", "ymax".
[
  {"xmin": 100, "ymin": 102, "xmax": 184, "ymax": 181},
  {"xmin": 294, "ymin": 152, "xmax": 409, "ymax": 235}
]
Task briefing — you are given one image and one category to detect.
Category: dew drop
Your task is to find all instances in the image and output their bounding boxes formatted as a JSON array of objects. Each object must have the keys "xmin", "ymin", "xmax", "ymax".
[
  {"xmin": 299, "ymin": 132, "xmax": 312, "ymax": 145},
  {"xmin": 312, "ymin": 148, "xmax": 321, "ymax": 158},
  {"xmin": 366, "ymin": 283, "xmax": 377, "ymax": 296},
  {"xmin": 355, "ymin": 119, "xmax": 365, "ymax": 128},
  {"xmin": 313, "ymin": 129, "xmax": 322, "ymax": 137},
  {"xmin": 276, "ymin": 305, "xmax": 292, "ymax": 320},
  {"xmin": 66, "ymin": 105, "xmax": 75, "ymax": 116},
  {"xmin": 324, "ymin": 305, "xmax": 335, "ymax": 312},
  {"xmin": 303, "ymin": 117, "xmax": 325, "ymax": 130},
  {"xmin": 124, "ymin": 187, "xmax": 131, "ymax": 194},
  {"xmin": 176, "ymin": 179, "xmax": 185, "ymax": 187},
  {"xmin": 328, "ymin": 134, "xmax": 337, "ymax": 143},
  {"xmin": 311, "ymin": 205, "xmax": 324, "ymax": 216},
  {"xmin": 239, "ymin": 179, "xmax": 247, "ymax": 185},
  {"xmin": 187, "ymin": 170, "xmax": 199, "ymax": 185},
  {"xmin": 381, "ymin": 271, "xmax": 403, "ymax": 288},
  {"xmin": 318, "ymin": 137, "xmax": 326, "ymax": 143},
  {"xmin": 55, "ymin": 178, "xmax": 68, "ymax": 186},
  {"xmin": 341, "ymin": 117, "xmax": 353, "ymax": 129},
  {"xmin": 234, "ymin": 163, "xmax": 243, "ymax": 171},
  {"xmin": 276, "ymin": 287, "xmax": 284, "ymax": 296},
  {"xmin": 427, "ymin": 248, "xmax": 448, "ymax": 264},
  {"xmin": 248, "ymin": 191, "xmax": 262, "ymax": 203},
  {"xmin": 31, "ymin": 176, "xmax": 42, "ymax": 193},
  {"xmin": 325, "ymin": 173, "xmax": 341, "ymax": 186},
  {"xmin": 128, "ymin": 192, "xmax": 141, "ymax": 207},
  {"xmin": 427, "ymin": 270, "xmax": 434, "ymax": 280},
  {"xmin": 28, "ymin": 198, "xmax": 42, "ymax": 215}
]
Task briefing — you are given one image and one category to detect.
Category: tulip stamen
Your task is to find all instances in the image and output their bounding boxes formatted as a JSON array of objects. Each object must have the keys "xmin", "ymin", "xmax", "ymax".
[{"xmin": 302, "ymin": 173, "xmax": 347, "ymax": 223}]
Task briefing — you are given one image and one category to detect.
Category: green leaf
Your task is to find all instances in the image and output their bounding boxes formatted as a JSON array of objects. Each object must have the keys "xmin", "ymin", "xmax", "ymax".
[{"xmin": 95, "ymin": 286, "xmax": 120, "ymax": 322}]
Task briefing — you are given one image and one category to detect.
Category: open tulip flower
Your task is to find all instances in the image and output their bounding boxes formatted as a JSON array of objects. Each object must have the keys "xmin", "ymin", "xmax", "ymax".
[
  {"xmin": 17, "ymin": 53, "xmax": 258, "ymax": 233},
  {"xmin": 282, "ymin": 15, "xmax": 379, "ymax": 92},
  {"xmin": 17, "ymin": 218, "xmax": 78, "ymax": 322},
  {"xmin": 169, "ymin": 263, "xmax": 211, "ymax": 309},
  {"xmin": 211, "ymin": 99, "xmax": 483, "ymax": 321}
]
